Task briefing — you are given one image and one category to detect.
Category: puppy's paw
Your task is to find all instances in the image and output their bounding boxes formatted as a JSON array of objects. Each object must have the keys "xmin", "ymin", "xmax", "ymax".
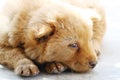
[
  {"xmin": 15, "ymin": 59, "xmax": 40, "ymax": 76},
  {"xmin": 45, "ymin": 62, "xmax": 67, "ymax": 74}
]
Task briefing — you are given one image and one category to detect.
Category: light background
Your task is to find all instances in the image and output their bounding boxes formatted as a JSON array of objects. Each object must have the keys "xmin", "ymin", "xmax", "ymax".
[{"xmin": 0, "ymin": 0, "xmax": 120, "ymax": 80}]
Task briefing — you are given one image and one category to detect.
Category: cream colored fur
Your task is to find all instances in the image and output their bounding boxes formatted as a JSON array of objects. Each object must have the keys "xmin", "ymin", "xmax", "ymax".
[{"xmin": 0, "ymin": 0, "xmax": 106, "ymax": 76}]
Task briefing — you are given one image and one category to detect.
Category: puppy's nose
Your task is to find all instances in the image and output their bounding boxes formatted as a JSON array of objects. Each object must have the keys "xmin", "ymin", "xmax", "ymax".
[{"xmin": 89, "ymin": 61, "xmax": 97, "ymax": 68}]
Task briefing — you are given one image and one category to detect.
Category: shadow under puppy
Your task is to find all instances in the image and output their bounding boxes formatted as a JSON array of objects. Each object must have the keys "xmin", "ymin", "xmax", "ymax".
[{"xmin": 0, "ymin": 0, "xmax": 106, "ymax": 76}]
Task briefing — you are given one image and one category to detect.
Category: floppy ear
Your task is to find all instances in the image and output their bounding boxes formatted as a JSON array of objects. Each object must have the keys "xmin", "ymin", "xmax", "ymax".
[
  {"xmin": 85, "ymin": 9, "xmax": 101, "ymax": 21},
  {"xmin": 33, "ymin": 24, "xmax": 54, "ymax": 40},
  {"xmin": 79, "ymin": 8, "xmax": 101, "ymax": 26},
  {"xmin": 25, "ymin": 23, "xmax": 54, "ymax": 46}
]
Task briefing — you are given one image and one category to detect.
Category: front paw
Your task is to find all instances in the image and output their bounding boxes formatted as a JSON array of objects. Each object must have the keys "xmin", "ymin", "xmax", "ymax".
[
  {"xmin": 45, "ymin": 62, "xmax": 67, "ymax": 74},
  {"xmin": 15, "ymin": 59, "xmax": 40, "ymax": 76}
]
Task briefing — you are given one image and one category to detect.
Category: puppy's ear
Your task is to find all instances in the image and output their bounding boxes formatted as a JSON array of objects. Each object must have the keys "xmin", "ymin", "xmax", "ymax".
[
  {"xmin": 34, "ymin": 24, "xmax": 54, "ymax": 40},
  {"xmin": 46, "ymin": 15, "xmax": 65, "ymax": 30},
  {"xmin": 26, "ymin": 23, "xmax": 54, "ymax": 46},
  {"xmin": 80, "ymin": 8, "xmax": 101, "ymax": 26}
]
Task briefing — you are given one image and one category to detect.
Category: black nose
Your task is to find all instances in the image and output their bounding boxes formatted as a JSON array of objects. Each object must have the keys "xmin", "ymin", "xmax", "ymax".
[{"xmin": 89, "ymin": 61, "xmax": 97, "ymax": 68}]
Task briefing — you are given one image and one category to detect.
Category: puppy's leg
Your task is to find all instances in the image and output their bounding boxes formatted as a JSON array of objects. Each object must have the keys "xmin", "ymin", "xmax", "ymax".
[
  {"xmin": 45, "ymin": 62, "xmax": 67, "ymax": 73},
  {"xmin": 93, "ymin": 10, "xmax": 106, "ymax": 56},
  {"xmin": 0, "ymin": 47, "xmax": 39, "ymax": 76}
]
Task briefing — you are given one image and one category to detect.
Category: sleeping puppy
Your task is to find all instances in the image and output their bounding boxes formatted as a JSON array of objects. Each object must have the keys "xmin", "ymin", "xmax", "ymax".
[{"xmin": 0, "ymin": 0, "xmax": 106, "ymax": 76}]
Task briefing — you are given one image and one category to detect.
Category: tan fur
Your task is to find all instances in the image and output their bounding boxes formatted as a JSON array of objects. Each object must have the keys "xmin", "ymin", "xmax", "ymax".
[{"xmin": 0, "ymin": 0, "xmax": 106, "ymax": 76}]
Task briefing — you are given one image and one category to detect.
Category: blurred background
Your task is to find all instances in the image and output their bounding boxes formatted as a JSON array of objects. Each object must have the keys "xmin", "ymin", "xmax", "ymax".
[{"xmin": 0, "ymin": 0, "xmax": 120, "ymax": 80}]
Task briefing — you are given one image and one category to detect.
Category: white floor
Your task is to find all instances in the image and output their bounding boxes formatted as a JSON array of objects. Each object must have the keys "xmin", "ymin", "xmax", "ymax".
[{"xmin": 0, "ymin": 0, "xmax": 120, "ymax": 80}]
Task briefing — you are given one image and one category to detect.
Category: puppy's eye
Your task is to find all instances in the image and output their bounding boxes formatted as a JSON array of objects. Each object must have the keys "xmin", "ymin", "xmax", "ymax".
[{"xmin": 68, "ymin": 43, "xmax": 79, "ymax": 49}]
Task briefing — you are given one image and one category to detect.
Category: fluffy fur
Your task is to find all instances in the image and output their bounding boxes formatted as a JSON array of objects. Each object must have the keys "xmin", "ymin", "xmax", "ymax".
[{"xmin": 0, "ymin": 0, "xmax": 106, "ymax": 76}]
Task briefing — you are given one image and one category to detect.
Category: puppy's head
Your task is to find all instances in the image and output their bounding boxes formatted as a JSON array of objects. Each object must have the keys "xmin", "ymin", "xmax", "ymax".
[{"xmin": 25, "ymin": 5, "xmax": 100, "ymax": 72}]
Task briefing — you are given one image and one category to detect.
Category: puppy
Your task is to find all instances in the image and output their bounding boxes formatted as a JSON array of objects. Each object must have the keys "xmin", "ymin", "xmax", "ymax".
[{"xmin": 0, "ymin": 0, "xmax": 106, "ymax": 76}]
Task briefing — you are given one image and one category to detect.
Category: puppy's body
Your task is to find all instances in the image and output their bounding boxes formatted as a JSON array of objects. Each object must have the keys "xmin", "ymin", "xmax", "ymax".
[{"xmin": 0, "ymin": 0, "xmax": 106, "ymax": 76}]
